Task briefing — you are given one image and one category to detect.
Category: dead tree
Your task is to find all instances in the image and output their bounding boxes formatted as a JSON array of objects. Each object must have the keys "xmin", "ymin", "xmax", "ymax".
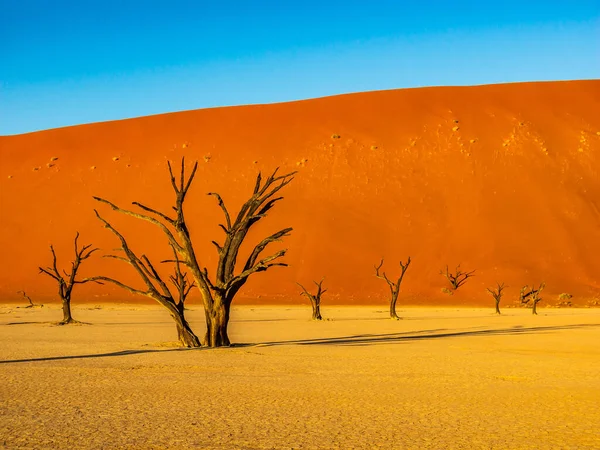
[
  {"xmin": 486, "ymin": 282, "xmax": 505, "ymax": 314},
  {"xmin": 94, "ymin": 158, "xmax": 294, "ymax": 347},
  {"xmin": 520, "ymin": 282, "xmax": 546, "ymax": 315},
  {"xmin": 38, "ymin": 233, "xmax": 100, "ymax": 324},
  {"xmin": 92, "ymin": 215, "xmax": 201, "ymax": 347},
  {"xmin": 440, "ymin": 264, "xmax": 475, "ymax": 291},
  {"xmin": 17, "ymin": 290, "xmax": 41, "ymax": 308},
  {"xmin": 375, "ymin": 257, "xmax": 411, "ymax": 319},
  {"xmin": 297, "ymin": 278, "xmax": 326, "ymax": 320}
]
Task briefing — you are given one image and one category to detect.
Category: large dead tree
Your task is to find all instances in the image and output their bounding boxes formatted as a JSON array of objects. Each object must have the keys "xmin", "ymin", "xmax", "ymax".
[
  {"xmin": 486, "ymin": 282, "xmax": 505, "ymax": 314},
  {"xmin": 520, "ymin": 282, "xmax": 546, "ymax": 315},
  {"xmin": 94, "ymin": 158, "xmax": 294, "ymax": 347},
  {"xmin": 38, "ymin": 233, "xmax": 100, "ymax": 324},
  {"xmin": 440, "ymin": 264, "xmax": 475, "ymax": 292},
  {"xmin": 92, "ymin": 216, "xmax": 201, "ymax": 347},
  {"xmin": 297, "ymin": 278, "xmax": 326, "ymax": 320},
  {"xmin": 375, "ymin": 257, "xmax": 411, "ymax": 319}
]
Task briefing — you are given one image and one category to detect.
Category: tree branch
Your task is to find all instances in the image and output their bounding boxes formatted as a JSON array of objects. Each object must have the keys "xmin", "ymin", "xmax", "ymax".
[
  {"xmin": 93, "ymin": 196, "xmax": 183, "ymax": 253},
  {"xmin": 208, "ymin": 192, "xmax": 232, "ymax": 231},
  {"xmin": 132, "ymin": 201, "xmax": 175, "ymax": 225}
]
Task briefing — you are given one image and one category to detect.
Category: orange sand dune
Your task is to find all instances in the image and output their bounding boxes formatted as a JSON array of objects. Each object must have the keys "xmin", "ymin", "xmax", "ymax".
[{"xmin": 1, "ymin": 80, "xmax": 599, "ymax": 305}]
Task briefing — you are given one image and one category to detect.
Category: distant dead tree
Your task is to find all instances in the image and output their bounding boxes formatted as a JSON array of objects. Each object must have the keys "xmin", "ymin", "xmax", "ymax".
[
  {"xmin": 297, "ymin": 278, "xmax": 326, "ymax": 320},
  {"xmin": 520, "ymin": 282, "xmax": 546, "ymax": 315},
  {"xmin": 440, "ymin": 264, "xmax": 475, "ymax": 292},
  {"xmin": 375, "ymin": 257, "xmax": 411, "ymax": 319},
  {"xmin": 38, "ymin": 233, "xmax": 100, "ymax": 324},
  {"xmin": 94, "ymin": 158, "xmax": 294, "ymax": 347},
  {"xmin": 17, "ymin": 290, "xmax": 37, "ymax": 308},
  {"xmin": 486, "ymin": 282, "xmax": 505, "ymax": 314},
  {"xmin": 91, "ymin": 219, "xmax": 201, "ymax": 347}
]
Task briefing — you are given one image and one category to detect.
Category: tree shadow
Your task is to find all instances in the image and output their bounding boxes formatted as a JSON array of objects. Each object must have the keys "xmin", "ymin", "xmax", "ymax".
[
  {"xmin": 5, "ymin": 321, "xmax": 92, "ymax": 326},
  {"xmin": 0, "ymin": 342, "xmax": 254, "ymax": 364},
  {"xmin": 255, "ymin": 323, "xmax": 600, "ymax": 347},
  {"xmin": 0, "ymin": 347, "xmax": 202, "ymax": 364},
  {"xmin": 2, "ymin": 324, "xmax": 597, "ymax": 364}
]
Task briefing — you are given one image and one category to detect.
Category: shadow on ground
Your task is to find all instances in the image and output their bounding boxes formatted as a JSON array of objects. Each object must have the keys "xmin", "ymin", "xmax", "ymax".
[
  {"xmin": 258, "ymin": 323, "xmax": 600, "ymax": 347},
  {"xmin": 1, "ymin": 324, "xmax": 598, "ymax": 364}
]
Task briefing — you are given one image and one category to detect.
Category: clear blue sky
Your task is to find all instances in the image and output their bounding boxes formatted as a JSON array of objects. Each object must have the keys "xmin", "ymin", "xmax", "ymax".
[{"xmin": 1, "ymin": 1, "xmax": 598, "ymax": 135}]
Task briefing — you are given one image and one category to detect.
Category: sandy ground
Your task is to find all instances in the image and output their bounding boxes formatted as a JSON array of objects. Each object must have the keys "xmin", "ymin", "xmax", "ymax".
[{"xmin": 0, "ymin": 304, "xmax": 599, "ymax": 449}]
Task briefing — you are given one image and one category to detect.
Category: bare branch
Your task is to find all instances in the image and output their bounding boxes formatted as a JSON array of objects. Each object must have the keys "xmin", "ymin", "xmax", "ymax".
[
  {"xmin": 208, "ymin": 192, "xmax": 232, "ymax": 231},
  {"xmin": 211, "ymin": 240, "xmax": 223, "ymax": 253},
  {"xmin": 230, "ymin": 249, "xmax": 288, "ymax": 288},
  {"xmin": 38, "ymin": 267, "xmax": 61, "ymax": 282},
  {"xmin": 92, "ymin": 276, "xmax": 147, "ymax": 297},
  {"xmin": 374, "ymin": 258, "xmax": 395, "ymax": 290},
  {"xmin": 243, "ymin": 227, "xmax": 292, "ymax": 272},
  {"xmin": 104, "ymin": 254, "xmax": 132, "ymax": 264},
  {"xmin": 93, "ymin": 197, "xmax": 183, "ymax": 253},
  {"xmin": 297, "ymin": 282, "xmax": 311, "ymax": 297},
  {"xmin": 132, "ymin": 202, "xmax": 175, "ymax": 225}
]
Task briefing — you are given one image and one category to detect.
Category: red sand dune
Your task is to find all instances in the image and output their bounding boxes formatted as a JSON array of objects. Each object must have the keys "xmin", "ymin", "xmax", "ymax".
[{"xmin": 1, "ymin": 80, "xmax": 599, "ymax": 306}]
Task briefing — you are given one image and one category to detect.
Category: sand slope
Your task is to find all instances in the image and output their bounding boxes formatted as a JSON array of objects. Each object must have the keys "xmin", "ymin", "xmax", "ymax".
[
  {"xmin": 1, "ymin": 80, "xmax": 599, "ymax": 305},
  {"xmin": 1, "ymin": 305, "xmax": 599, "ymax": 449}
]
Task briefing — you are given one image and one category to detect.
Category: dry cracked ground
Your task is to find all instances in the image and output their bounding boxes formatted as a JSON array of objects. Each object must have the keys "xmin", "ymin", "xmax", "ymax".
[{"xmin": 1, "ymin": 305, "xmax": 599, "ymax": 449}]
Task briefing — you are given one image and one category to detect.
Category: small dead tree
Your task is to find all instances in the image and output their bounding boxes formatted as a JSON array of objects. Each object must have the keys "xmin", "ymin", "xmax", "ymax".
[
  {"xmin": 440, "ymin": 264, "xmax": 475, "ymax": 292},
  {"xmin": 94, "ymin": 158, "xmax": 294, "ymax": 347},
  {"xmin": 486, "ymin": 282, "xmax": 505, "ymax": 314},
  {"xmin": 297, "ymin": 278, "xmax": 326, "ymax": 320},
  {"xmin": 17, "ymin": 290, "xmax": 41, "ymax": 308},
  {"xmin": 92, "ymin": 216, "xmax": 201, "ymax": 347},
  {"xmin": 38, "ymin": 233, "xmax": 100, "ymax": 324},
  {"xmin": 520, "ymin": 282, "xmax": 546, "ymax": 315},
  {"xmin": 375, "ymin": 257, "xmax": 411, "ymax": 320}
]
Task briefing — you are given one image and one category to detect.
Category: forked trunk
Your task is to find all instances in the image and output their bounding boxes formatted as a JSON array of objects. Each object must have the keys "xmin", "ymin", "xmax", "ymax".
[
  {"xmin": 495, "ymin": 301, "xmax": 501, "ymax": 315},
  {"xmin": 60, "ymin": 297, "xmax": 75, "ymax": 324},
  {"xmin": 170, "ymin": 309, "xmax": 201, "ymax": 347},
  {"xmin": 532, "ymin": 301, "xmax": 538, "ymax": 315},
  {"xmin": 203, "ymin": 295, "xmax": 231, "ymax": 347},
  {"xmin": 390, "ymin": 292, "xmax": 400, "ymax": 320},
  {"xmin": 311, "ymin": 300, "xmax": 322, "ymax": 321}
]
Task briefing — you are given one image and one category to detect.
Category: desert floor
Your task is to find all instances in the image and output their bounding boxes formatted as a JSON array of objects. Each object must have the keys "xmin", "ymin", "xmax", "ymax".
[{"xmin": 1, "ymin": 304, "xmax": 599, "ymax": 449}]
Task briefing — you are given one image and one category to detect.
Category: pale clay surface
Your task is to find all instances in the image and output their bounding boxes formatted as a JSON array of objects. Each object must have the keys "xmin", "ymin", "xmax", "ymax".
[{"xmin": 1, "ymin": 305, "xmax": 599, "ymax": 449}]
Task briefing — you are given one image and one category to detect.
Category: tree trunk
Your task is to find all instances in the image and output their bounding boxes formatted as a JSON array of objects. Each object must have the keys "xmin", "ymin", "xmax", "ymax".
[
  {"xmin": 60, "ymin": 297, "xmax": 75, "ymax": 324},
  {"xmin": 532, "ymin": 301, "xmax": 538, "ymax": 315},
  {"xmin": 495, "ymin": 301, "xmax": 501, "ymax": 315},
  {"xmin": 390, "ymin": 292, "xmax": 400, "ymax": 320},
  {"xmin": 203, "ymin": 296, "xmax": 231, "ymax": 347},
  {"xmin": 170, "ymin": 309, "xmax": 201, "ymax": 347},
  {"xmin": 311, "ymin": 299, "xmax": 322, "ymax": 320}
]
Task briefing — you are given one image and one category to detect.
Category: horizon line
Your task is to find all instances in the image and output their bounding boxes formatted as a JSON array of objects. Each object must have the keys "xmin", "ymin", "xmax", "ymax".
[{"xmin": 2, "ymin": 78, "xmax": 597, "ymax": 138}]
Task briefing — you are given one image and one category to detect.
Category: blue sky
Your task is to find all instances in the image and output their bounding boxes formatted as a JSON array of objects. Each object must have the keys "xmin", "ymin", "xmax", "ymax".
[{"xmin": 1, "ymin": 1, "xmax": 598, "ymax": 135}]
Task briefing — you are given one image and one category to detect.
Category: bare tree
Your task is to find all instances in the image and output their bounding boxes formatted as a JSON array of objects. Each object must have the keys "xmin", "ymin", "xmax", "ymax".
[
  {"xmin": 375, "ymin": 257, "xmax": 411, "ymax": 319},
  {"xmin": 520, "ymin": 282, "xmax": 546, "ymax": 315},
  {"xmin": 94, "ymin": 158, "xmax": 294, "ymax": 347},
  {"xmin": 17, "ymin": 290, "xmax": 41, "ymax": 308},
  {"xmin": 486, "ymin": 282, "xmax": 505, "ymax": 314},
  {"xmin": 92, "ymin": 216, "xmax": 201, "ymax": 347},
  {"xmin": 440, "ymin": 264, "xmax": 475, "ymax": 292},
  {"xmin": 297, "ymin": 278, "xmax": 326, "ymax": 320},
  {"xmin": 38, "ymin": 233, "xmax": 100, "ymax": 324}
]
